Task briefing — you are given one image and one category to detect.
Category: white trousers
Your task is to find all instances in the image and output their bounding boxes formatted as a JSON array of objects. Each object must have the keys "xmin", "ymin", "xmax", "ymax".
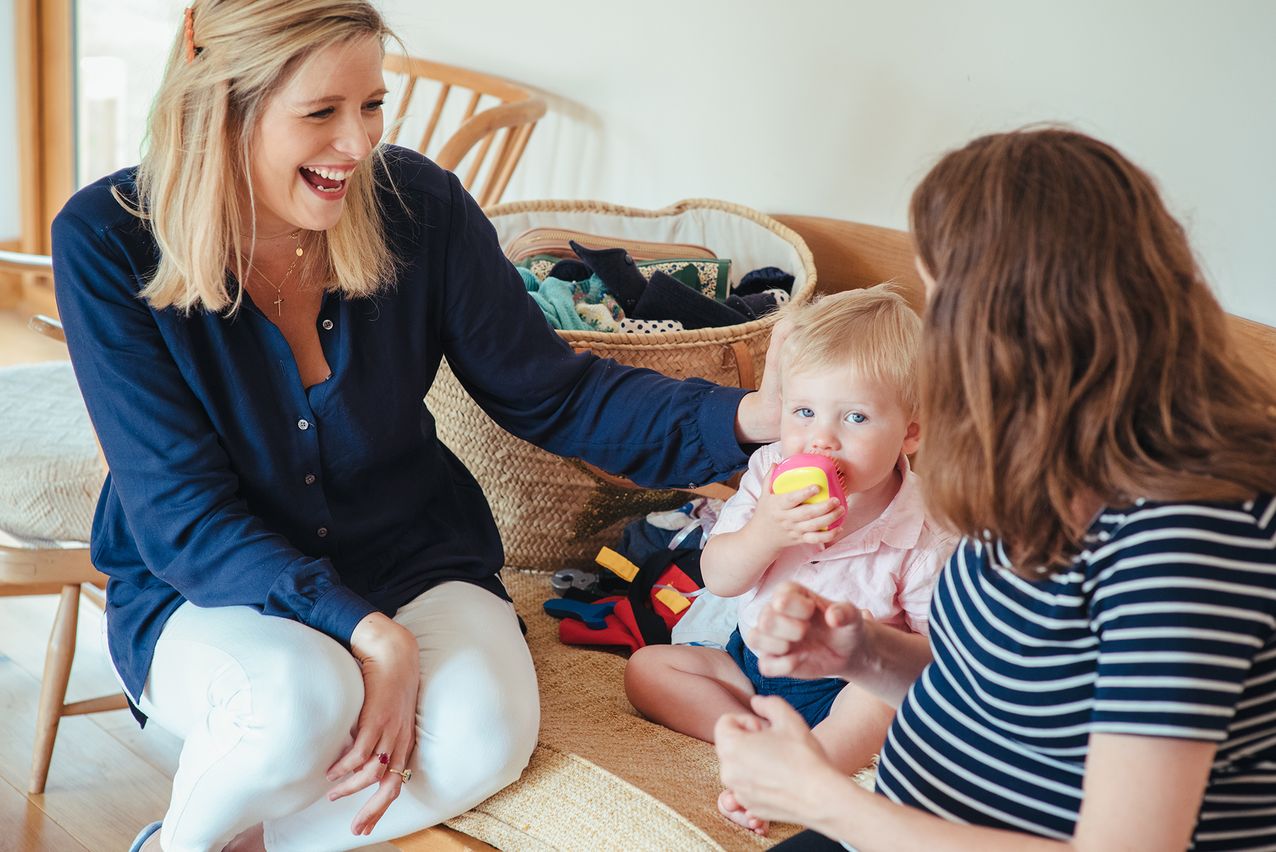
[{"xmin": 106, "ymin": 581, "xmax": 540, "ymax": 852}]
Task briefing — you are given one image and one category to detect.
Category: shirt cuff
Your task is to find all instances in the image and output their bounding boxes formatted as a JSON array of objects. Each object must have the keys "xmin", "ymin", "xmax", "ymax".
[
  {"xmin": 307, "ymin": 584, "xmax": 378, "ymax": 646},
  {"xmin": 696, "ymin": 384, "xmax": 752, "ymax": 476}
]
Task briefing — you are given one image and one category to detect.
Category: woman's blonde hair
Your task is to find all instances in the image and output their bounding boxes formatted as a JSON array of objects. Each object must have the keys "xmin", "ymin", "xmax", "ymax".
[
  {"xmin": 911, "ymin": 126, "xmax": 1276, "ymax": 577},
  {"xmin": 779, "ymin": 286, "xmax": 922, "ymax": 417},
  {"xmin": 126, "ymin": 0, "xmax": 397, "ymax": 313}
]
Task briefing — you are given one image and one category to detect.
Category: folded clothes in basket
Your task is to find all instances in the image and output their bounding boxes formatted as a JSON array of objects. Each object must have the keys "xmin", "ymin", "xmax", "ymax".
[
  {"xmin": 517, "ymin": 267, "xmax": 624, "ymax": 332},
  {"xmin": 514, "ymin": 235, "xmax": 792, "ymax": 332},
  {"xmin": 629, "ymin": 271, "xmax": 747, "ymax": 330}
]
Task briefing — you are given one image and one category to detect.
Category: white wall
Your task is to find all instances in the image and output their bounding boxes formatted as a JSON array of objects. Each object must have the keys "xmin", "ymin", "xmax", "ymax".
[
  {"xmin": 385, "ymin": 0, "xmax": 1276, "ymax": 325},
  {"xmin": 0, "ymin": 0, "xmax": 21, "ymax": 241}
]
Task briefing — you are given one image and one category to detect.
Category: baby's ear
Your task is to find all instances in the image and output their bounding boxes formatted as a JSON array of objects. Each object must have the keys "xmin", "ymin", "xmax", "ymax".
[{"xmin": 902, "ymin": 419, "xmax": 922, "ymax": 456}]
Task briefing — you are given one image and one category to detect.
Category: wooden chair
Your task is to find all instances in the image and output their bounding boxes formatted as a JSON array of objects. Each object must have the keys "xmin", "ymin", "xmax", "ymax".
[
  {"xmin": 0, "ymin": 249, "xmax": 128, "ymax": 796},
  {"xmin": 382, "ymin": 55, "xmax": 547, "ymax": 208}
]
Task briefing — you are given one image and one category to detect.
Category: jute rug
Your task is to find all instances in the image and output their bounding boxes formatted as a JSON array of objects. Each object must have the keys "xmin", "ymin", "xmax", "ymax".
[{"xmin": 444, "ymin": 569, "xmax": 876, "ymax": 851}]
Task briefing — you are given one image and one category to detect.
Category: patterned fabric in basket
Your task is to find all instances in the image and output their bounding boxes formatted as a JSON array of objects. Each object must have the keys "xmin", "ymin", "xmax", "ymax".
[{"xmin": 522, "ymin": 255, "xmax": 732, "ymax": 302}]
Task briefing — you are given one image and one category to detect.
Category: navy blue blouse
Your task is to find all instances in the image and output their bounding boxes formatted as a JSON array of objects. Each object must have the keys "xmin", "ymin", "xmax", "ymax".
[{"xmin": 52, "ymin": 147, "xmax": 751, "ymax": 714}]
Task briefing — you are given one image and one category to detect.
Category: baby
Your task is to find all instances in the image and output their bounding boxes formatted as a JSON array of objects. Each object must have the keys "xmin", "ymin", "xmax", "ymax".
[{"xmin": 624, "ymin": 286, "xmax": 953, "ymax": 835}]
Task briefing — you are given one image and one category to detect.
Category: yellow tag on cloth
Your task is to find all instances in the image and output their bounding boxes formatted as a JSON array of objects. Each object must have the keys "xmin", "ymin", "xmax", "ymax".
[
  {"xmin": 595, "ymin": 546, "xmax": 639, "ymax": 582},
  {"xmin": 655, "ymin": 587, "xmax": 691, "ymax": 613}
]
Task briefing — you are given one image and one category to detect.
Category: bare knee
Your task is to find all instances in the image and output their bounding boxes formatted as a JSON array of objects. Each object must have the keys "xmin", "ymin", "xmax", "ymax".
[
  {"xmin": 813, "ymin": 683, "xmax": 894, "ymax": 773},
  {"xmin": 624, "ymin": 645, "xmax": 678, "ymax": 715}
]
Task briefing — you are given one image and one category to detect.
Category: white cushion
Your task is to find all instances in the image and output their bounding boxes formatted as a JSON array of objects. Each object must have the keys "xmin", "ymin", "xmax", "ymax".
[{"xmin": 0, "ymin": 361, "xmax": 102, "ymax": 543}]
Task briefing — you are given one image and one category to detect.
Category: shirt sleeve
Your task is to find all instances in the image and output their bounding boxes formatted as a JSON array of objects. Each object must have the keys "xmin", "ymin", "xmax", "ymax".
[
  {"xmin": 895, "ymin": 530, "xmax": 953, "ymax": 635},
  {"xmin": 1087, "ymin": 507, "xmax": 1276, "ymax": 741},
  {"xmin": 52, "ymin": 210, "xmax": 375, "ymax": 645},
  {"xmin": 435, "ymin": 174, "xmax": 751, "ymax": 490},
  {"xmin": 708, "ymin": 444, "xmax": 778, "ymax": 538}
]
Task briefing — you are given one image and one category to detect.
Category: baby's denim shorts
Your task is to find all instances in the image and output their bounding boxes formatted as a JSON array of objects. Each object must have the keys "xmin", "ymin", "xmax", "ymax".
[{"xmin": 725, "ymin": 627, "xmax": 847, "ymax": 728}]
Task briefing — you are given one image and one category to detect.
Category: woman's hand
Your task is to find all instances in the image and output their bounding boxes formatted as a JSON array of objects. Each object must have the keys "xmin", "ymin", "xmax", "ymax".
[
  {"xmin": 715, "ymin": 695, "xmax": 853, "ymax": 826},
  {"xmin": 748, "ymin": 581, "xmax": 868, "ymax": 681},
  {"xmin": 327, "ymin": 612, "xmax": 421, "ymax": 837},
  {"xmin": 734, "ymin": 315, "xmax": 793, "ymax": 444}
]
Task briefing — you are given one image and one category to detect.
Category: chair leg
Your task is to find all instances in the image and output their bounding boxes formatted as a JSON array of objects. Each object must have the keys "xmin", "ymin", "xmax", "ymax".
[{"xmin": 29, "ymin": 584, "xmax": 80, "ymax": 795}]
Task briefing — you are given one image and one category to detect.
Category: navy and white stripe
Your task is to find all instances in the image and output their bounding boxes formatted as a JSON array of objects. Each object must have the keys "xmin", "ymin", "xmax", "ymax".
[{"xmin": 877, "ymin": 494, "xmax": 1276, "ymax": 849}]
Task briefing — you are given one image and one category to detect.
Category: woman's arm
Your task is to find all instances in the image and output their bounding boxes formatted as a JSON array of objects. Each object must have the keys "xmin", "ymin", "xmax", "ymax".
[
  {"xmin": 733, "ymin": 389, "xmax": 779, "ymax": 446},
  {"xmin": 732, "ymin": 315, "xmax": 789, "ymax": 445},
  {"xmin": 324, "ymin": 612, "xmax": 422, "ymax": 835},
  {"xmin": 434, "ymin": 175, "xmax": 762, "ymax": 489},
  {"xmin": 747, "ymin": 582, "xmax": 933, "ymax": 707},
  {"xmin": 717, "ymin": 697, "xmax": 1215, "ymax": 852}
]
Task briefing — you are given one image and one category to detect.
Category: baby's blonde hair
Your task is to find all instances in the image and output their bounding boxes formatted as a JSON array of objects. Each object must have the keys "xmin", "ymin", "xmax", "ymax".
[
  {"xmin": 779, "ymin": 285, "xmax": 922, "ymax": 416},
  {"xmin": 125, "ymin": 0, "xmax": 398, "ymax": 314}
]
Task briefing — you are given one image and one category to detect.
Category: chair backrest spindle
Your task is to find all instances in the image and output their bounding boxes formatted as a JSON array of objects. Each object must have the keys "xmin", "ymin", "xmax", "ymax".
[
  {"xmin": 385, "ymin": 75, "xmax": 418, "ymax": 145},
  {"xmin": 417, "ymin": 82, "xmax": 452, "ymax": 153},
  {"xmin": 464, "ymin": 129, "xmax": 501, "ymax": 191},
  {"xmin": 460, "ymin": 90, "xmax": 482, "ymax": 123},
  {"xmin": 381, "ymin": 55, "xmax": 546, "ymax": 208},
  {"xmin": 488, "ymin": 122, "xmax": 537, "ymax": 207}
]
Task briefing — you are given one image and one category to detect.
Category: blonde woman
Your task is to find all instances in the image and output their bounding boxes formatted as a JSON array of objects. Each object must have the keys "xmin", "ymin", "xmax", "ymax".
[
  {"xmin": 51, "ymin": 2, "xmax": 779, "ymax": 850},
  {"xmin": 714, "ymin": 128, "xmax": 1276, "ymax": 850}
]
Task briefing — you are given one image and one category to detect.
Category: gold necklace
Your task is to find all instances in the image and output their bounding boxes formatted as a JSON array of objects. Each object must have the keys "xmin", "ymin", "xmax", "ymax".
[{"xmin": 250, "ymin": 230, "xmax": 307, "ymax": 317}]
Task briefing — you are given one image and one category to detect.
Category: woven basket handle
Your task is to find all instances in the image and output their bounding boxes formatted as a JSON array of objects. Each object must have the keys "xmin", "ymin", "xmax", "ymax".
[{"xmin": 726, "ymin": 340, "xmax": 756, "ymax": 390}]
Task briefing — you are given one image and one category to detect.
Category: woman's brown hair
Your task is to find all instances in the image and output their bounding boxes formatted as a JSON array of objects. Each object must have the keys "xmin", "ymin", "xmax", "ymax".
[{"xmin": 911, "ymin": 127, "xmax": 1276, "ymax": 577}]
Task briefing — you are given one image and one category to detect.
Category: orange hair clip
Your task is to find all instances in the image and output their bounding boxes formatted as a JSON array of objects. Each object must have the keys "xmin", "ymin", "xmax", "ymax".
[{"xmin": 183, "ymin": 6, "xmax": 197, "ymax": 63}]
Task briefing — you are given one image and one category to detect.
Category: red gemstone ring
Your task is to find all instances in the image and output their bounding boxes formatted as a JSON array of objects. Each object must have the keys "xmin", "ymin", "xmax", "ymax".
[{"xmin": 377, "ymin": 752, "xmax": 389, "ymax": 766}]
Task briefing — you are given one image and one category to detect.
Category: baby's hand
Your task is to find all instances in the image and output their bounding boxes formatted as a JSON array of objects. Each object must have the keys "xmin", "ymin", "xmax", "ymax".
[{"xmin": 751, "ymin": 466, "xmax": 845, "ymax": 549}]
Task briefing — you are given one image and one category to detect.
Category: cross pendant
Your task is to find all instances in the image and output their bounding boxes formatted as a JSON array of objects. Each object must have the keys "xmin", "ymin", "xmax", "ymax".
[{"xmin": 273, "ymin": 296, "xmax": 283, "ymax": 317}]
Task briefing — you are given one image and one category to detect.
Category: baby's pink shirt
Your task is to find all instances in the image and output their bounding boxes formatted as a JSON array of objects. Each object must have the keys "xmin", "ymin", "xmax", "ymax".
[{"xmin": 711, "ymin": 442, "xmax": 954, "ymax": 644}]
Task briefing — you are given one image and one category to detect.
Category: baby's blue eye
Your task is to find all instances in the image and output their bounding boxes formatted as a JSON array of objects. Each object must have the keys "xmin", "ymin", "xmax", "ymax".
[
  {"xmin": 793, "ymin": 407, "xmax": 814, "ymax": 419},
  {"xmin": 846, "ymin": 411, "xmax": 867, "ymax": 424}
]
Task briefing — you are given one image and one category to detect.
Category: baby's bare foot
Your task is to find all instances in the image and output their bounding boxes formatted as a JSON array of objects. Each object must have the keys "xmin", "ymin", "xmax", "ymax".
[{"xmin": 717, "ymin": 788, "xmax": 769, "ymax": 836}]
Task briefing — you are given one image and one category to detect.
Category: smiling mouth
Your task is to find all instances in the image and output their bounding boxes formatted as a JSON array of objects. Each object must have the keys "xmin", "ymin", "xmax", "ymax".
[{"xmin": 299, "ymin": 165, "xmax": 351, "ymax": 193}]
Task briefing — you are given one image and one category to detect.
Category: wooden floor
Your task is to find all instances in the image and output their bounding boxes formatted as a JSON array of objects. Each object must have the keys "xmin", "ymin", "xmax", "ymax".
[{"xmin": 0, "ymin": 309, "xmax": 404, "ymax": 851}]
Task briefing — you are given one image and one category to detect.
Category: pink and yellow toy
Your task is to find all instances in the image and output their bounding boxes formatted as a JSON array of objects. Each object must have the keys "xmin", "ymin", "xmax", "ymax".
[{"xmin": 769, "ymin": 453, "xmax": 848, "ymax": 530}]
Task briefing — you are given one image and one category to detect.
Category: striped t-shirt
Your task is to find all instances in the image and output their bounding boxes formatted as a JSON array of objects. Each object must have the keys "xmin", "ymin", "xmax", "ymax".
[{"xmin": 877, "ymin": 495, "xmax": 1276, "ymax": 849}]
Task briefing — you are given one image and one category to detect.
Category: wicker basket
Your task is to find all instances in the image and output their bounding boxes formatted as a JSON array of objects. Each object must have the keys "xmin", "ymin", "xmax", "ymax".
[{"xmin": 426, "ymin": 199, "xmax": 817, "ymax": 571}]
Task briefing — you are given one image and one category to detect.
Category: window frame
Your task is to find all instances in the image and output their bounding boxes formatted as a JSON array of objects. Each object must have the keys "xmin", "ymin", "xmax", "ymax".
[{"xmin": 7, "ymin": 0, "xmax": 73, "ymax": 315}]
